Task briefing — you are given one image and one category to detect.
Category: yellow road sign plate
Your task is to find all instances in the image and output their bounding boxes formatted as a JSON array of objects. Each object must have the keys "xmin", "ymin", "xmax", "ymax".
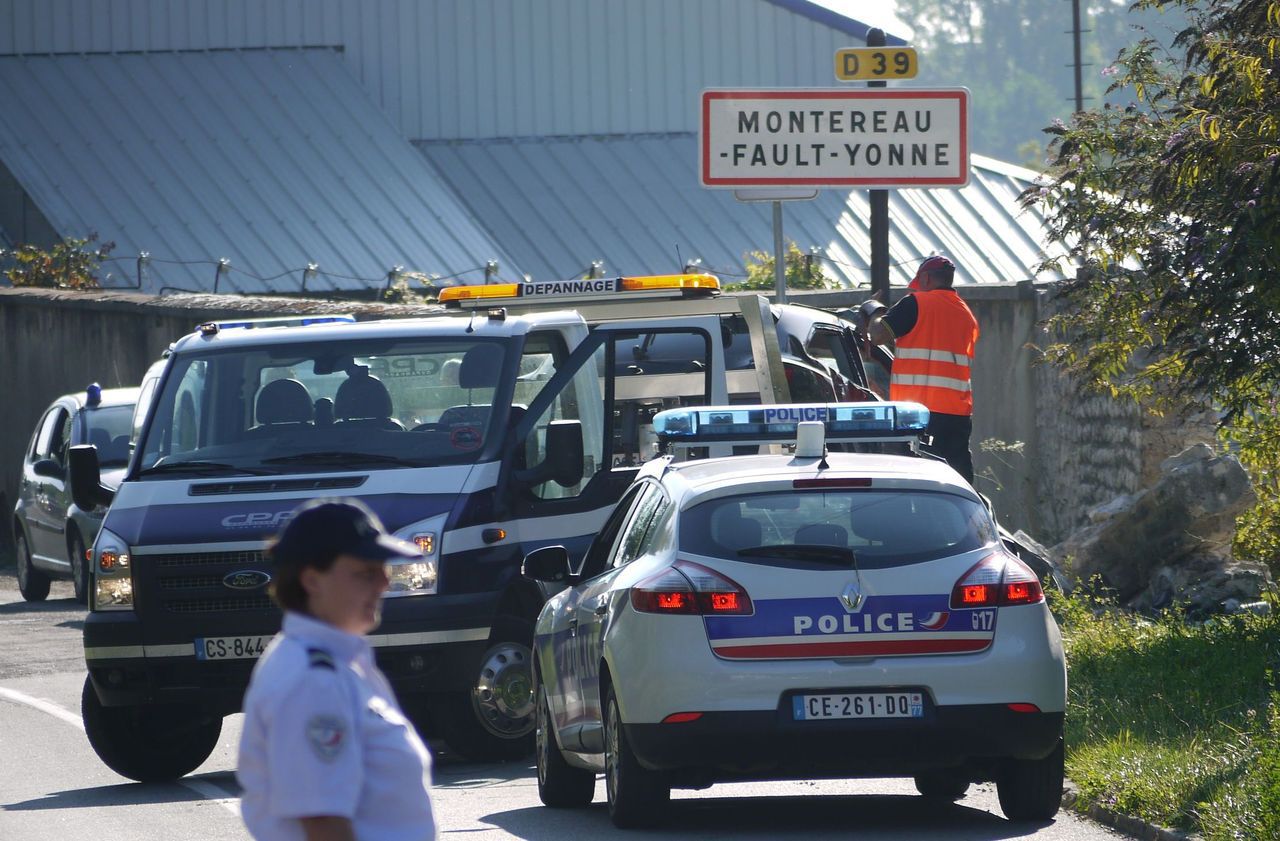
[{"xmin": 835, "ymin": 47, "xmax": 918, "ymax": 81}]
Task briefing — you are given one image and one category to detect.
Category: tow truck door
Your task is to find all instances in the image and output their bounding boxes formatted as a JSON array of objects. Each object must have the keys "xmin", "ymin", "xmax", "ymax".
[{"xmin": 509, "ymin": 316, "xmax": 725, "ymax": 563}]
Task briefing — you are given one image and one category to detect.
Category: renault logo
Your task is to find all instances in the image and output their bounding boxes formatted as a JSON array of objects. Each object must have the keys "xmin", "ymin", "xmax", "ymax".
[
  {"xmin": 224, "ymin": 570, "xmax": 271, "ymax": 591},
  {"xmin": 840, "ymin": 581, "xmax": 865, "ymax": 612}
]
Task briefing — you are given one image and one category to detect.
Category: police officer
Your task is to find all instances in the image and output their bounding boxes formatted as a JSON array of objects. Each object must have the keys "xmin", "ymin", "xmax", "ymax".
[
  {"xmin": 866, "ymin": 255, "xmax": 980, "ymax": 483},
  {"xmin": 237, "ymin": 498, "xmax": 437, "ymax": 841}
]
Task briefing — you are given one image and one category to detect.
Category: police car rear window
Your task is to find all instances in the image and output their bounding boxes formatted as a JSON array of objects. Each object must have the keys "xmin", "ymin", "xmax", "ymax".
[{"xmin": 679, "ymin": 490, "xmax": 997, "ymax": 569}]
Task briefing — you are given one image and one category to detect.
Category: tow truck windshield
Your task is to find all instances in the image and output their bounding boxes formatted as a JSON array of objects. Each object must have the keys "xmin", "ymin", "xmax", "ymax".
[{"xmin": 135, "ymin": 336, "xmax": 515, "ymax": 475}]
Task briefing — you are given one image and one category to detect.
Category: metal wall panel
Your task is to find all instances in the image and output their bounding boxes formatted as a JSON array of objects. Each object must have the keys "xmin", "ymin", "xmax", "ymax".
[
  {"xmin": 0, "ymin": 48, "xmax": 520, "ymax": 292},
  {"xmin": 418, "ymin": 135, "xmax": 1067, "ymax": 286},
  {"xmin": 0, "ymin": 0, "xmax": 894, "ymax": 140}
]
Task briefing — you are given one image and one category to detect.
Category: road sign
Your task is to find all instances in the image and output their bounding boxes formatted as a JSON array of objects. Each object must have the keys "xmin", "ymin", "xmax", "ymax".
[
  {"xmin": 700, "ymin": 88, "xmax": 969, "ymax": 188},
  {"xmin": 835, "ymin": 47, "xmax": 918, "ymax": 80}
]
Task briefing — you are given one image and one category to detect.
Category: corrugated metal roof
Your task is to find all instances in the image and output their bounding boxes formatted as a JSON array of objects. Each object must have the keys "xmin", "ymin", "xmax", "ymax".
[
  {"xmin": 417, "ymin": 133, "xmax": 1068, "ymax": 286},
  {"xmin": 0, "ymin": 48, "xmax": 520, "ymax": 293}
]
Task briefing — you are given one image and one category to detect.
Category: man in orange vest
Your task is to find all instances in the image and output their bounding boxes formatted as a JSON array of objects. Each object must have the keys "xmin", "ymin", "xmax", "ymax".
[{"xmin": 866, "ymin": 255, "xmax": 980, "ymax": 483}]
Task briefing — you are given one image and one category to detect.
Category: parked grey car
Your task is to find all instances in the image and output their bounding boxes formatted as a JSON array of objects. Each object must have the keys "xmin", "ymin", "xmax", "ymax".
[{"xmin": 13, "ymin": 384, "xmax": 140, "ymax": 602}]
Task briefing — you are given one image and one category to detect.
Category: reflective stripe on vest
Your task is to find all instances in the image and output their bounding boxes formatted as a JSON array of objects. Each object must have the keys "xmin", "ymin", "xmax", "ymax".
[
  {"xmin": 889, "ymin": 289, "xmax": 978, "ymax": 415},
  {"xmin": 894, "ymin": 347, "xmax": 972, "ymax": 368}
]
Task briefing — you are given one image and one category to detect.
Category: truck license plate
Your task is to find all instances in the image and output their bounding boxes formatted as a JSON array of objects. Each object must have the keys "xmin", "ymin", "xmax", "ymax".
[
  {"xmin": 195, "ymin": 635, "xmax": 272, "ymax": 661},
  {"xmin": 793, "ymin": 691, "xmax": 924, "ymax": 720}
]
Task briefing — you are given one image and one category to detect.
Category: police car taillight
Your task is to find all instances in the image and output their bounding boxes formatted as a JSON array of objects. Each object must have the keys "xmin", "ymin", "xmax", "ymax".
[
  {"xmin": 950, "ymin": 554, "xmax": 1043, "ymax": 609},
  {"xmin": 630, "ymin": 560, "xmax": 753, "ymax": 616}
]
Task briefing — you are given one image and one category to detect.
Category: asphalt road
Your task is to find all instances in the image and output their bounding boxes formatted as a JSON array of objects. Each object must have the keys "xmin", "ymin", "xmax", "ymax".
[{"xmin": 0, "ymin": 563, "xmax": 1128, "ymax": 841}]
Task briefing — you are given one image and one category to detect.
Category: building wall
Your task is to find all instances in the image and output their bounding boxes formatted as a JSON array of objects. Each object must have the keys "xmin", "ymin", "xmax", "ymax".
[
  {"xmin": 0, "ymin": 285, "xmax": 1161, "ymax": 549},
  {"xmin": 0, "ymin": 0, "xmax": 865, "ymax": 140}
]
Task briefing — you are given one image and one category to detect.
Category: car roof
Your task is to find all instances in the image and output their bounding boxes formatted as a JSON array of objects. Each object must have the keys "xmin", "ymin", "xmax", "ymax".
[
  {"xmin": 655, "ymin": 451, "xmax": 980, "ymax": 509},
  {"xmin": 168, "ymin": 310, "xmax": 585, "ymax": 354},
  {"xmin": 57, "ymin": 386, "xmax": 142, "ymax": 411}
]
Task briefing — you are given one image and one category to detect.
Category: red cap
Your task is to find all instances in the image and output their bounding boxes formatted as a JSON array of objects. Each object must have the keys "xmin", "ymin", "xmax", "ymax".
[{"xmin": 910, "ymin": 255, "xmax": 955, "ymax": 289}]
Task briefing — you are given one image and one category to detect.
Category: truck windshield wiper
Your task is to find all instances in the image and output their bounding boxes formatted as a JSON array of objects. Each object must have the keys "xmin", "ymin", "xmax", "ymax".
[
  {"xmin": 138, "ymin": 461, "xmax": 274, "ymax": 477},
  {"xmin": 736, "ymin": 544, "xmax": 857, "ymax": 566},
  {"xmin": 262, "ymin": 451, "xmax": 424, "ymax": 468}
]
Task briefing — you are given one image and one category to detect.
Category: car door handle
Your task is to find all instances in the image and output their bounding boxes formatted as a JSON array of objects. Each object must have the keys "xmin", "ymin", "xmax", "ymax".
[
  {"xmin": 568, "ymin": 618, "xmax": 578, "ymax": 637},
  {"xmin": 594, "ymin": 603, "xmax": 608, "ymax": 616}
]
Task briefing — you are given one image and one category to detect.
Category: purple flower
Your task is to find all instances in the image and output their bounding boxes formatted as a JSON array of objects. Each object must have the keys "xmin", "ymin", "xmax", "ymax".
[
  {"xmin": 1052, "ymin": 117, "xmax": 1067, "ymax": 130},
  {"xmin": 1101, "ymin": 65, "xmax": 1120, "ymax": 77}
]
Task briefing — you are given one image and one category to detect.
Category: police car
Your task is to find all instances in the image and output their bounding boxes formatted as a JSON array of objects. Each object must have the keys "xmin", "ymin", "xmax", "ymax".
[{"xmin": 522, "ymin": 402, "xmax": 1067, "ymax": 827}]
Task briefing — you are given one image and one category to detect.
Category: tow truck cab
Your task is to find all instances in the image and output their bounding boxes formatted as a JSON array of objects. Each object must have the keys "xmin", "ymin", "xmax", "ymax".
[{"xmin": 73, "ymin": 276, "xmax": 875, "ymax": 781}]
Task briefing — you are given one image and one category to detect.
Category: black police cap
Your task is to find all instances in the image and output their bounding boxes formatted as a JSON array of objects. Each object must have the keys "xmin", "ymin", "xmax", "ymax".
[{"xmin": 268, "ymin": 498, "xmax": 420, "ymax": 568}]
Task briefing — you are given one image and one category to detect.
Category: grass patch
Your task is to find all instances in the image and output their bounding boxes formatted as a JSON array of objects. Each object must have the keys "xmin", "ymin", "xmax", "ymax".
[{"xmin": 1055, "ymin": 588, "xmax": 1280, "ymax": 839}]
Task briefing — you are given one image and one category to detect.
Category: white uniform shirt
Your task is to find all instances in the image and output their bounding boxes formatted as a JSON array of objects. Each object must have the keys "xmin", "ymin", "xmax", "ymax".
[{"xmin": 237, "ymin": 612, "xmax": 437, "ymax": 841}]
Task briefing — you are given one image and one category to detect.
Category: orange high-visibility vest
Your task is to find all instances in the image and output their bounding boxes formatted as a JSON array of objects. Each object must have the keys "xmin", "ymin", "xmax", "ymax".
[{"xmin": 889, "ymin": 289, "xmax": 979, "ymax": 416}]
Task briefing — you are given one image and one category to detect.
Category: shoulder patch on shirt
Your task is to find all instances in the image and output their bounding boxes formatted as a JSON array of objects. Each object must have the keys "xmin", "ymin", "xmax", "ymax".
[
  {"xmin": 305, "ymin": 714, "xmax": 347, "ymax": 761},
  {"xmin": 307, "ymin": 647, "xmax": 335, "ymax": 670}
]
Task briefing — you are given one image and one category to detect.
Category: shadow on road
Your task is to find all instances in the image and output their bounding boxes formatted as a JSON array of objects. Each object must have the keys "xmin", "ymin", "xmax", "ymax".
[
  {"xmin": 1, "ymin": 771, "xmax": 239, "ymax": 812},
  {"xmin": 0, "ymin": 597, "xmax": 84, "ymax": 616},
  {"xmin": 482, "ymin": 793, "xmax": 1054, "ymax": 839},
  {"xmin": 433, "ymin": 755, "xmax": 537, "ymax": 788}
]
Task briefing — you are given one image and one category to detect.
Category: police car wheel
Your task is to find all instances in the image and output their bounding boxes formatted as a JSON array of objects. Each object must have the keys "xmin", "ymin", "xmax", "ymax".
[
  {"xmin": 604, "ymin": 686, "xmax": 669, "ymax": 828},
  {"xmin": 914, "ymin": 768, "xmax": 970, "ymax": 800},
  {"xmin": 996, "ymin": 738, "xmax": 1064, "ymax": 822},
  {"xmin": 535, "ymin": 678, "xmax": 595, "ymax": 807},
  {"xmin": 15, "ymin": 528, "xmax": 50, "ymax": 602},
  {"xmin": 435, "ymin": 618, "xmax": 536, "ymax": 761},
  {"xmin": 81, "ymin": 676, "xmax": 222, "ymax": 782},
  {"xmin": 69, "ymin": 531, "xmax": 88, "ymax": 605}
]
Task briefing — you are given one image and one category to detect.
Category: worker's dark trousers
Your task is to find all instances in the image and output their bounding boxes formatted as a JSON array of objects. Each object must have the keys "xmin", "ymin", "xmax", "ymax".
[{"xmin": 924, "ymin": 412, "xmax": 974, "ymax": 485}]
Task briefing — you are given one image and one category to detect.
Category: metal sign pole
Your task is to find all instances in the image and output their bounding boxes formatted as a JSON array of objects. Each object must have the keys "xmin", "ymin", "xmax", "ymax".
[
  {"xmin": 867, "ymin": 27, "xmax": 890, "ymax": 302},
  {"xmin": 772, "ymin": 200, "xmax": 786, "ymax": 303}
]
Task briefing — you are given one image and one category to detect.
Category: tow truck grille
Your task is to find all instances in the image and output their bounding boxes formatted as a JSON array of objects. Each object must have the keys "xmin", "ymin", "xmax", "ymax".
[{"xmin": 143, "ymin": 550, "xmax": 278, "ymax": 615}]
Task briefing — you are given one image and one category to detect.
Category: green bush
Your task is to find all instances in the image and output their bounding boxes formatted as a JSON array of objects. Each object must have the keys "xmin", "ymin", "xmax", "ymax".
[
  {"xmin": 724, "ymin": 241, "xmax": 831, "ymax": 292},
  {"xmin": 1054, "ymin": 587, "xmax": 1280, "ymax": 837},
  {"xmin": 4, "ymin": 235, "xmax": 111, "ymax": 290}
]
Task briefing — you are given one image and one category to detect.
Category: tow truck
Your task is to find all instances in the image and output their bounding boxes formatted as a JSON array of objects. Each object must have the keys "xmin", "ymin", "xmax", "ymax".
[{"xmin": 69, "ymin": 275, "xmax": 878, "ymax": 780}]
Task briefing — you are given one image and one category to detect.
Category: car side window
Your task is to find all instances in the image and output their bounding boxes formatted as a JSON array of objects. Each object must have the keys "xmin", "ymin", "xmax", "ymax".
[
  {"xmin": 577, "ymin": 483, "xmax": 646, "ymax": 579},
  {"xmin": 31, "ymin": 408, "xmax": 60, "ymax": 460},
  {"xmin": 36, "ymin": 408, "xmax": 72, "ymax": 465},
  {"xmin": 613, "ymin": 484, "xmax": 668, "ymax": 568}
]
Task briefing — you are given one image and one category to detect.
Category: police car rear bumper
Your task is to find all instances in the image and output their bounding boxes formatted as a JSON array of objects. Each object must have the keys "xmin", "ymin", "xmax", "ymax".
[
  {"xmin": 624, "ymin": 705, "xmax": 1063, "ymax": 778},
  {"xmin": 83, "ymin": 591, "xmax": 502, "ymax": 709}
]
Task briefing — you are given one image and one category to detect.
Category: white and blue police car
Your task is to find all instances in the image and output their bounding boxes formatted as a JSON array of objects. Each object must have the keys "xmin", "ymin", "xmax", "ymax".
[{"xmin": 522, "ymin": 401, "xmax": 1067, "ymax": 827}]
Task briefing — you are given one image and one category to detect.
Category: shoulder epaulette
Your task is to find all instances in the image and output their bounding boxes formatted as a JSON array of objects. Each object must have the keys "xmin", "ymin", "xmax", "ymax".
[{"xmin": 307, "ymin": 647, "xmax": 335, "ymax": 670}]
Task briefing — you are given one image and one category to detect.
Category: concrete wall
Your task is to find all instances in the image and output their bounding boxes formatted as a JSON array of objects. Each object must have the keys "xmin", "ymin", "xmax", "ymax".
[{"xmin": 0, "ymin": 283, "xmax": 1159, "ymax": 546}]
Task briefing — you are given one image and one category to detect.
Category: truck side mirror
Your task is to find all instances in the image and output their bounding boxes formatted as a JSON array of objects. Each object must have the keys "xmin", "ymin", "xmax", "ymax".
[
  {"xmin": 69, "ymin": 444, "xmax": 115, "ymax": 511},
  {"xmin": 545, "ymin": 420, "xmax": 583, "ymax": 487},
  {"xmin": 521, "ymin": 545, "xmax": 574, "ymax": 584},
  {"xmin": 514, "ymin": 419, "xmax": 584, "ymax": 488}
]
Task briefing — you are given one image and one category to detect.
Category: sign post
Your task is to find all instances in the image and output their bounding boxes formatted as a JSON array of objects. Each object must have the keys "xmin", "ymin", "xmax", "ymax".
[{"xmin": 866, "ymin": 28, "xmax": 890, "ymax": 303}]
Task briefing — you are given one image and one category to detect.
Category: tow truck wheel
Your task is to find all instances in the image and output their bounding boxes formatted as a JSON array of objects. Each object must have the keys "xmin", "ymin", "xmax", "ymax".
[
  {"xmin": 69, "ymin": 531, "xmax": 88, "ymax": 605},
  {"xmin": 435, "ymin": 617, "xmax": 536, "ymax": 761},
  {"xmin": 81, "ymin": 676, "xmax": 222, "ymax": 782},
  {"xmin": 997, "ymin": 738, "xmax": 1064, "ymax": 821},
  {"xmin": 15, "ymin": 528, "xmax": 50, "ymax": 602}
]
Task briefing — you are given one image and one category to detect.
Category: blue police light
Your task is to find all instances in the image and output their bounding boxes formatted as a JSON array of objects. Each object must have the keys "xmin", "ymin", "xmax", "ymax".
[
  {"xmin": 197, "ymin": 314, "xmax": 357, "ymax": 335},
  {"xmin": 652, "ymin": 401, "xmax": 929, "ymax": 444},
  {"xmin": 85, "ymin": 382, "xmax": 103, "ymax": 406}
]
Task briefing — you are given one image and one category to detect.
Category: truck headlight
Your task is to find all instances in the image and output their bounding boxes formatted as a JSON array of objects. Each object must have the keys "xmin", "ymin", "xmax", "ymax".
[
  {"xmin": 386, "ymin": 514, "xmax": 445, "ymax": 597},
  {"xmin": 93, "ymin": 528, "xmax": 134, "ymax": 611}
]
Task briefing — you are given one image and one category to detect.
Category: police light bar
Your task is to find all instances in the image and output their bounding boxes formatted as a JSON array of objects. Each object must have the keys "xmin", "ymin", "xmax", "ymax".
[
  {"xmin": 438, "ymin": 274, "xmax": 720, "ymax": 308},
  {"xmin": 652, "ymin": 401, "xmax": 930, "ymax": 447}
]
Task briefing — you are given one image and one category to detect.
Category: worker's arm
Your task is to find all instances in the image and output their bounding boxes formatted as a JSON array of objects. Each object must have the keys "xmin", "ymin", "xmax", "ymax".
[{"xmin": 301, "ymin": 816, "xmax": 357, "ymax": 841}]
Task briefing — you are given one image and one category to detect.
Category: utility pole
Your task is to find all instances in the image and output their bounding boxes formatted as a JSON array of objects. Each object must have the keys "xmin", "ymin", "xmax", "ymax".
[
  {"xmin": 1069, "ymin": 0, "xmax": 1086, "ymax": 112},
  {"xmin": 867, "ymin": 27, "xmax": 890, "ymax": 302}
]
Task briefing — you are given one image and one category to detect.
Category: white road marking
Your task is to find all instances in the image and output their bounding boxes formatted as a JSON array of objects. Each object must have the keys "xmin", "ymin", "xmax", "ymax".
[{"xmin": 0, "ymin": 685, "xmax": 241, "ymax": 817}]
